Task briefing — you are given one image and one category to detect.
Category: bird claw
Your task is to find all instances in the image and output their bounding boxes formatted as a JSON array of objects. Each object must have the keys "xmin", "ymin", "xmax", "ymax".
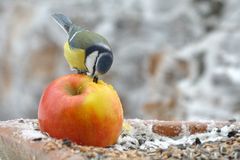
[
  {"xmin": 73, "ymin": 68, "xmax": 87, "ymax": 75},
  {"xmin": 77, "ymin": 70, "xmax": 87, "ymax": 74},
  {"xmin": 93, "ymin": 76, "xmax": 98, "ymax": 83}
]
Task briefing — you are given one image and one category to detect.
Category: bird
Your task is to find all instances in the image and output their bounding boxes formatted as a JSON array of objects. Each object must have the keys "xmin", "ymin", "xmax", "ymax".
[{"xmin": 52, "ymin": 13, "xmax": 113, "ymax": 83}]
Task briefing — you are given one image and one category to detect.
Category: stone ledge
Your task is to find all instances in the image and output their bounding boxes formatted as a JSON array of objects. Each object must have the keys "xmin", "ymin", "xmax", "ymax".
[{"xmin": 0, "ymin": 119, "xmax": 239, "ymax": 160}]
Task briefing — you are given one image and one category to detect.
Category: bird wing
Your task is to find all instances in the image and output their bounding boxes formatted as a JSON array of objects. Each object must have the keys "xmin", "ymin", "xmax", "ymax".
[{"xmin": 68, "ymin": 31, "xmax": 110, "ymax": 49}]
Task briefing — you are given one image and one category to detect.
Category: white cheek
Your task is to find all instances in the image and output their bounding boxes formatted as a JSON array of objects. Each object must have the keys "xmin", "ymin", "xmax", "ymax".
[{"xmin": 86, "ymin": 51, "xmax": 99, "ymax": 75}]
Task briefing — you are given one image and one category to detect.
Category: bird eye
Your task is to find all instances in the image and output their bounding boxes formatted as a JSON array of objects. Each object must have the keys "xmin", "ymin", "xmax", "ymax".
[{"xmin": 96, "ymin": 53, "xmax": 113, "ymax": 74}]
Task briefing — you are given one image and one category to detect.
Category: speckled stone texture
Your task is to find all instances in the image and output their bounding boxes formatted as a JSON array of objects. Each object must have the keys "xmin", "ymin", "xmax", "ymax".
[{"xmin": 0, "ymin": 119, "xmax": 239, "ymax": 159}]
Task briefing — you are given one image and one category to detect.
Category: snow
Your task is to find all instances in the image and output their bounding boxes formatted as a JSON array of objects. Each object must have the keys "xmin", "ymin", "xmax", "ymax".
[
  {"xmin": 0, "ymin": 119, "xmax": 239, "ymax": 152},
  {"xmin": 0, "ymin": 119, "xmax": 47, "ymax": 140},
  {"xmin": 21, "ymin": 129, "xmax": 46, "ymax": 140},
  {"xmin": 114, "ymin": 119, "xmax": 240, "ymax": 151}
]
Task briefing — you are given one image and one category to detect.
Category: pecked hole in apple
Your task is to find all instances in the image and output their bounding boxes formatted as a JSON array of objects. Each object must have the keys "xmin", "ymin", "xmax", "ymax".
[{"xmin": 64, "ymin": 85, "xmax": 84, "ymax": 96}]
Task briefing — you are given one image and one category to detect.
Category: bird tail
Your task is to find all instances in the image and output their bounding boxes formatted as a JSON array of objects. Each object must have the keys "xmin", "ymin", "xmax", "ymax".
[{"xmin": 52, "ymin": 13, "xmax": 73, "ymax": 34}]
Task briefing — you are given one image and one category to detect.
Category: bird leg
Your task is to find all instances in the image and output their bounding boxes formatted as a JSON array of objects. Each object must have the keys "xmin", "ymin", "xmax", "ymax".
[
  {"xmin": 93, "ymin": 76, "xmax": 98, "ymax": 83},
  {"xmin": 75, "ymin": 68, "xmax": 87, "ymax": 75}
]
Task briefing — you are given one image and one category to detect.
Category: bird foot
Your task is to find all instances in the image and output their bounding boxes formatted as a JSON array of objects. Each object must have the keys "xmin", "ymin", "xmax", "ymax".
[
  {"xmin": 74, "ymin": 68, "xmax": 87, "ymax": 75},
  {"xmin": 93, "ymin": 76, "xmax": 98, "ymax": 83}
]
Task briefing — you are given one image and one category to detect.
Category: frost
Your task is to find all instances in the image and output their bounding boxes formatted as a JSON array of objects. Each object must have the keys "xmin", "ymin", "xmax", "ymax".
[
  {"xmin": 21, "ymin": 129, "xmax": 46, "ymax": 140},
  {"xmin": 114, "ymin": 119, "xmax": 240, "ymax": 151},
  {"xmin": 0, "ymin": 119, "xmax": 47, "ymax": 140}
]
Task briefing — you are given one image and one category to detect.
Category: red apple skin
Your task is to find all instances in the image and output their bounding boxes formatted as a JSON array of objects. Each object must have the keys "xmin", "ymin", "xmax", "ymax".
[{"xmin": 38, "ymin": 74, "xmax": 123, "ymax": 147}]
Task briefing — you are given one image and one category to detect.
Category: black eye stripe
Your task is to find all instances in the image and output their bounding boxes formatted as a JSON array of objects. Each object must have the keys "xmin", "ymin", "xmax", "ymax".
[
  {"xmin": 86, "ymin": 45, "xmax": 110, "ymax": 57},
  {"xmin": 91, "ymin": 54, "xmax": 100, "ymax": 76}
]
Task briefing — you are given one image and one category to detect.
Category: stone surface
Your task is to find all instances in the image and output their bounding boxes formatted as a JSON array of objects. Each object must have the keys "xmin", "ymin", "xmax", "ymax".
[
  {"xmin": 0, "ymin": 119, "xmax": 240, "ymax": 160},
  {"xmin": 0, "ymin": 0, "xmax": 240, "ymax": 120}
]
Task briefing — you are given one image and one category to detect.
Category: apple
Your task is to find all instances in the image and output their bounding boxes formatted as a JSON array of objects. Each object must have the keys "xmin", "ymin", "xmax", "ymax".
[{"xmin": 38, "ymin": 74, "xmax": 123, "ymax": 147}]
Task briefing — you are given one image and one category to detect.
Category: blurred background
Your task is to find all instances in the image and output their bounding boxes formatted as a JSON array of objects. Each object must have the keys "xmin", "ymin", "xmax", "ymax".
[{"xmin": 0, "ymin": 0, "xmax": 240, "ymax": 121}]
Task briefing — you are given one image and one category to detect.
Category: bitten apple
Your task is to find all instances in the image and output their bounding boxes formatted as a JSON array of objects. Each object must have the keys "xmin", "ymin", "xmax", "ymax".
[{"xmin": 38, "ymin": 74, "xmax": 123, "ymax": 147}]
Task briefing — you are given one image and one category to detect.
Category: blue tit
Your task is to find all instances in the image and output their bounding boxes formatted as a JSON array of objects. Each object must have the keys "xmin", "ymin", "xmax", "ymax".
[{"xmin": 52, "ymin": 13, "xmax": 113, "ymax": 83}]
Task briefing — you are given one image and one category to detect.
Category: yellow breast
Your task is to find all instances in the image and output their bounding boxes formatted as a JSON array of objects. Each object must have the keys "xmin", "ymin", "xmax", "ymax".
[{"xmin": 64, "ymin": 42, "xmax": 88, "ymax": 71}]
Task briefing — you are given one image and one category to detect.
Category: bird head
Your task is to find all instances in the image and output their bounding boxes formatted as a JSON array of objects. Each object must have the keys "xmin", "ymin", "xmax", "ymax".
[{"xmin": 85, "ymin": 44, "xmax": 113, "ymax": 77}]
